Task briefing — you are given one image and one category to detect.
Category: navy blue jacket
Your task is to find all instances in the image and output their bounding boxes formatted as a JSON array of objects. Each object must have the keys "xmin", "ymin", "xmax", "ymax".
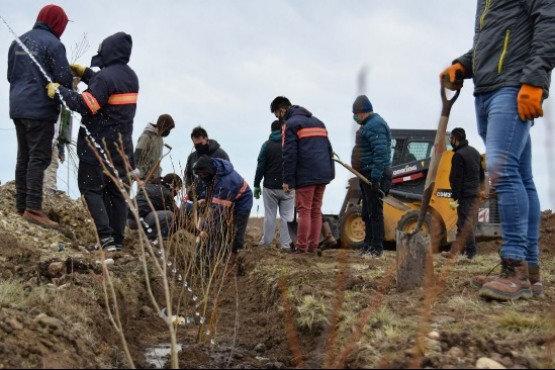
[
  {"xmin": 351, "ymin": 113, "xmax": 392, "ymax": 182},
  {"xmin": 57, "ymin": 32, "xmax": 139, "ymax": 174},
  {"xmin": 199, "ymin": 158, "xmax": 253, "ymax": 215},
  {"xmin": 254, "ymin": 130, "xmax": 283, "ymax": 190},
  {"xmin": 282, "ymin": 106, "xmax": 335, "ymax": 188},
  {"xmin": 7, "ymin": 22, "xmax": 73, "ymax": 121}
]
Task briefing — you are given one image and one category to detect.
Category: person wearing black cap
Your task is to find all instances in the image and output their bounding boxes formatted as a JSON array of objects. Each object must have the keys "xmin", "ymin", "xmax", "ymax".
[
  {"xmin": 442, "ymin": 127, "xmax": 485, "ymax": 260},
  {"xmin": 8, "ymin": 4, "xmax": 74, "ymax": 229},
  {"xmin": 192, "ymin": 155, "xmax": 253, "ymax": 254},
  {"xmin": 351, "ymin": 95, "xmax": 392, "ymax": 258},
  {"xmin": 134, "ymin": 114, "xmax": 175, "ymax": 181},
  {"xmin": 270, "ymin": 96, "xmax": 335, "ymax": 255}
]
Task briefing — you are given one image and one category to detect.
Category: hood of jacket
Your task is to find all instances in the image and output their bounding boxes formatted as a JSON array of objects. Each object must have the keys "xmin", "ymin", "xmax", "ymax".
[
  {"xmin": 213, "ymin": 158, "xmax": 234, "ymax": 177},
  {"xmin": 454, "ymin": 139, "xmax": 469, "ymax": 151},
  {"xmin": 91, "ymin": 32, "xmax": 132, "ymax": 68},
  {"xmin": 269, "ymin": 130, "xmax": 281, "ymax": 142},
  {"xmin": 143, "ymin": 122, "xmax": 158, "ymax": 135},
  {"xmin": 207, "ymin": 139, "xmax": 224, "ymax": 155},
  {"xmin": 35, "ymin": 4, "xmax": 68, "ymax": 38}
]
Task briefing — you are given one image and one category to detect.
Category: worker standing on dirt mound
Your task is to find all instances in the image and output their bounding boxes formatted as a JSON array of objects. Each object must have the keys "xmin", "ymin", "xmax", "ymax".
[
  {"xmin": 184, "ymin": 126, "xmax": 230, "ymax": 202},
  {"xmin": 350, "ymin": 95, "xmax": 392, "ymax": 258},
  {"xmin": 440, "ymin": 1, "xmax": 555, "ymax": 300},
  {"xmin": 46, "ymin": 32, "xmax": 139, "ymax": 252},
  {"xmin": 134, "ymin": 114, "xmax": 175, "ymax": 182},
  {"xmin": 270, "ymin": 96, "xmax": 335, "ymax": 255},
  {"xmin": 441, "ymin": 127, "xmax": 484, "ymax": 260},
  {"xmin": 8, "ymin": 4, "xmax": 73, "ymax": 229},
  {"xmin": 192, "ymin": 155, "xmax": 253, "ymax": 255},
  {"xmin": 254, "ymin": 120, "xmax": 295, "ymax": 250}
]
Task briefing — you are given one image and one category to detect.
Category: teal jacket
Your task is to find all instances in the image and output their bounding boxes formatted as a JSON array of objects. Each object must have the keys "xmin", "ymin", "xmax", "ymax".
[{"xmin": 351, "ymin": 113, "xmax": 391, "ymax": 182}]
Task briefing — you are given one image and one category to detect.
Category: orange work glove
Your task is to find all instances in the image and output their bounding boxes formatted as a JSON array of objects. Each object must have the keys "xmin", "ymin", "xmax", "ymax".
[
  {"xmin": 517, "ymin": 84, "xmax": 544, "ymax": 122},
  {"xmin": 440, "ymin": 62, "xmax": 465, "ymax": 90}
]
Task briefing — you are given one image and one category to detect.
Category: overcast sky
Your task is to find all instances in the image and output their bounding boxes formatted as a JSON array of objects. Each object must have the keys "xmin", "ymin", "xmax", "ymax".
[{"xmin": 1, "ymin": 1, "xmax": 554, "ymax": 215}]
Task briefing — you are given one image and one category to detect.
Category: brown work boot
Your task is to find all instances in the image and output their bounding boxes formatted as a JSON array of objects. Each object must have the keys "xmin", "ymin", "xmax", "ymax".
[
  {"xmin": 528, "ymin": 264, "xmax": 544, "ymax": 298},
  {"xmin": 23, "ymin": 209, "xmax": 59, "ymax": 229},
  {"xmin": 479, "ymin": 259, "xmax": 532, "ymax": 301},
  {"xmin": 470, "ymin": 274, "xmax": 496, "ymax": 289}
]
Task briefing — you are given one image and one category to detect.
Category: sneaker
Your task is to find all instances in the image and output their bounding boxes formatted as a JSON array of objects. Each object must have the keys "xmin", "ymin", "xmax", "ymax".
[
  {"xmin": 440, "ymin": 251, "xmax": 455, "ymax": 259},
  {"xmin": 87, "ymin": 237, "xmax": 117, "ymax": 252},
  {"xmin": 23, "ymin": 209, "xmax": 59, "ymax": 229},
  {"xmin": 280, "ymin": 244, "xmax": 292, "ymax": 251},
  {"xmin": 479, "ymin": 259, "xmax": 533, "ymax": 301},
  {"xmin": 370, "ymin": 250, "xmax": 383, "ymax": 259}
]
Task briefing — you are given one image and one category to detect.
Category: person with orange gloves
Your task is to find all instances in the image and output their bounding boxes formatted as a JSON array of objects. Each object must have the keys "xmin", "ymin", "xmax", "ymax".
[{"xmin": 440, "ymin": 1, "xmax": 555, "ymax": 301}]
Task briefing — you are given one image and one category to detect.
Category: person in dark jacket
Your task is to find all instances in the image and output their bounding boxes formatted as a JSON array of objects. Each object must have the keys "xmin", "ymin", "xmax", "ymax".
[
  {"xmin": 441, "ymin": 128, "xmax": 484, "ymax": 260},
  {"xmin": 134, "ymin": 114, "xmax": 175, "ymax": 181},
  {"xmin": 351, "ymin": 95, "xmax": 392, "ymax": 257},
  {"xmin": 128, "ymin": 173, "xmax": 182, "ymax": 240},
  {"xmin": 254, "ymin": 120, "xmax": 295, "ymax": 249},
  {"xmin": 440, "ymin": 1, "xmax": 555, "ymax": 300},
  {"xmin": 8, "ymin": 4, "xmax": 73, "ymax": 229},
  {"xmin": 184, "ymin": 126, "xmax": 229, "ymax": 201},
  {"xmin": 271, "ymin": 96, "xmax": 335, "ymax": 254},
  {"xmin": 47, "ymin": 31, "xmax": 139, "ymax": 252},
  {"xmin": 193, "ymin": 156, "xmax": 253, "ymax": 254}
]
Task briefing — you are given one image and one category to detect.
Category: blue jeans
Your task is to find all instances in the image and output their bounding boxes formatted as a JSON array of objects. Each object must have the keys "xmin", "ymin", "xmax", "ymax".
[{"xmin": 474, "ymin": 87, "xmax": 540, "ymax": 265}]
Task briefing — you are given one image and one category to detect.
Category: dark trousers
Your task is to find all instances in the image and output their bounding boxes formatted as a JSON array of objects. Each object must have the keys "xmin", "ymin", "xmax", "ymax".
[
  {"xmin": 360, "ymin": 180, "xmax": 385, "ymax": 252},
  {"xmin": 232, "ymin": 211, "xmax": 250, "ymax": 253},
  {"xmin": 78, "ymin": 162, "xmax": 129, "ymax": 245},
  {"xmin": 457, "ymin": 196, "xmax": 478, "ymax": 258},
  {"xmin": 14, "ymin": 119, "xmax": 55, "ymax": 212}
]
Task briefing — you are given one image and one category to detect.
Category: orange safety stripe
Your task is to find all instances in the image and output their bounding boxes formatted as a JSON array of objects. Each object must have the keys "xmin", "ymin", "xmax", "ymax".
[
  {"xmin": 297, "ymin": 127, "xmax": 328, "ymax": 139},
  {"xmin": 108, "ymin": 93, "xmax": 138, "ymax": 105},
  {"xmin": 212, "ymin": 198, "xmax": 233, "ymax": 207},
  {"xmin": 235, "ymin": 180, "xmax": 248, "ymax": 200},
  {"xmin": 82, "ymin": 92, "xmax": 101, "ymax": 115}
]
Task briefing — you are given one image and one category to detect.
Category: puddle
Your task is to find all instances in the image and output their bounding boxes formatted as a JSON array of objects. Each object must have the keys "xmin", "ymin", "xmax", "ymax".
[{"xmin": 144, "ymin": 343, "xmax": 183, "ymax": 369}]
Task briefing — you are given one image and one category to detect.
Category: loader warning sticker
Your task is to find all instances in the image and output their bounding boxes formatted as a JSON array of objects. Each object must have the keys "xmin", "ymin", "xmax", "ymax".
[{"xmin": 435, "ymin": 189, "xmax": 453, "ymax": 198}]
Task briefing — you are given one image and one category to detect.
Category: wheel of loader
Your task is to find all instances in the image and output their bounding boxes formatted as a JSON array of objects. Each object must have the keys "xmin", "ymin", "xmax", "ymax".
[
  {"xmin": 339, "ymin": 205, "xmax": 365, "ymax": 249},
  {"xmin": 396, "ymin": 210, "xmax": 443, "ymax": 252}
]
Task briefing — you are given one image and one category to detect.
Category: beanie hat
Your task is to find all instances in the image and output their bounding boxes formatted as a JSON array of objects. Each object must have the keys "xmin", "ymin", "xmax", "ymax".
[
  {"xmin": 451, "ymin": 127, "xmax": 466, "ymax": 141},
  {"xmin": 156, "ymin": 114, "xmax": 175, "ymax": 133},
  {"xmin": 36, "ymin": 5, "xmax": 69, "ymax": 38},
  {"xmin": 192, "ymin": 155, "xmax": 216, "ymax": 176},
  {"xmin": 352, "ymin": 95, "xmax": 373, "ymax": 113}
]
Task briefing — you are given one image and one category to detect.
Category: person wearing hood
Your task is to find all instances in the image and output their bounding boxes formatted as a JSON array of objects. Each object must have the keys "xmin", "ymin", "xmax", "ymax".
[
  {"xmin": 351, "ymin": 95, "xmax": 392, "ymax": 258},
  {"xmin": 134, "ymin": 114, "xmax": 175, "ymax": 181},
  {"xmin": 254, "ymin": 120, "xmax": 295, "ymax": 250},
  {"xmin": 270, "ymin": 96, "xmax": 335, "ymax": 255},
  {"xmin": 46, "ymin": 31, "xmax": 139, "ymax": 252},
  {"xmin": 193, "ymin": 156, "xmax": 253, "ymax": 254},
  {"xmin": 7, "ymin": 4, "xmax": 73, "ymax": 229},
  {"xmin": 184, "ymin": 126, "xmax": 229, "ymax": 201}
]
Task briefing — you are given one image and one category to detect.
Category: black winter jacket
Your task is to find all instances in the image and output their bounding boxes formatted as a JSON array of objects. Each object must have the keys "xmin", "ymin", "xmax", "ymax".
[{"xmin": 449, "ymin": 140, "xmax": 485, "ymax": 200}]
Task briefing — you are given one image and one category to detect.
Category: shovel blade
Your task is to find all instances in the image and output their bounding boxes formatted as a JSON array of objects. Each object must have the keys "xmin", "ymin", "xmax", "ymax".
[{"xmin": 396, "ymin": 230, "xmax": 434, "ymax": 292}]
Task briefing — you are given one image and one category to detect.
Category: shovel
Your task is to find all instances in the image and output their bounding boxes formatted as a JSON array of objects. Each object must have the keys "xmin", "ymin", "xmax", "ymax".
[
  {"xmin": 332, "ymin": 152, "xmax": 385, "ymax": 198},
  {"xmin": 144, "ymin": 143, "xmax": 173, "ymax": 183},
  {"xmin": 395, "ymin": 83, "xmax": 460, "ymax": 292}
]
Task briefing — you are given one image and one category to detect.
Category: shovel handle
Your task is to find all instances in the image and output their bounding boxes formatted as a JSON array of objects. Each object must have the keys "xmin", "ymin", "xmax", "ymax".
[{"xmin": 440, "ymin": 86, "xmax": 460, "ymax": 117}]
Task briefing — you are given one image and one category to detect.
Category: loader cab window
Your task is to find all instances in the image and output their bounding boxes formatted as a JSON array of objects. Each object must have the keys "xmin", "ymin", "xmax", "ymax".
[
  {"xmin": 403, "ymin": 141, "xmax": 432, "ymax": 163},
  {"xmin": 391, "ymin": 138, "xmax": 405, "ymax": 166}
]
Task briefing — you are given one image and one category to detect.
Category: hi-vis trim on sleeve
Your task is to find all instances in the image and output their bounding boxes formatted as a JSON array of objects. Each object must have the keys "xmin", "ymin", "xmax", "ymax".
[
  {"xmin": 212, "ymin": 198, "xmax": 232, "ymax": 207},
  {"xmin": 82, "ymin": 92, "xmax": 101, "ymax": 115},
  {"xmin": 235, "ymin": 181, "xmax": 248, "ymax": 200},
  {"xmin": 297, "ymin": 127, "xmax": 328, "ymax": 139},
  {"xmin": 108, "ymin": 93, "xmax": 138, "ymax": 105}
]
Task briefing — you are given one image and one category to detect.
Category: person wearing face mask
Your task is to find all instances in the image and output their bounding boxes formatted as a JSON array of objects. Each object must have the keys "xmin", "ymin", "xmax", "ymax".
[
  {"xmin": 8, "ymin": 4, "xmax": 74, "ymax": 229},
  {"xmin": 192, "ymin": 155, "xmax": 253, "ymax": 255},
  {"xmin": 133, "ymin": 114, "xmax": 175, "ymax": 181},
  {"xmin": 441, "ymin": 127, "xmax": 485, "ymax": 260},
  {"xmin": 184, "ymin": 126, "xmax": 230, "ymax": 201},
  {"xmin": 270, "ymin": 96, "xmax": 335, "ymax": 255},
  {"xmin": 46, "ymin": 31, "xmax": 139, "ymax": 252},
  {"xmin": 351, "ymin": 95, "xmax": 392, "ymax": 258}
]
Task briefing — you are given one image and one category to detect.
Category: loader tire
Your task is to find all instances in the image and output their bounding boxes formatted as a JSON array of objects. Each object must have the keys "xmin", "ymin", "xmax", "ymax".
[
  {"xmin": 396, "ymin": 210, "xmax": 443, "ymax": 252},
  {"xmin": 339, "ymin": 205, "xmax": 365, "ymax": 249}
]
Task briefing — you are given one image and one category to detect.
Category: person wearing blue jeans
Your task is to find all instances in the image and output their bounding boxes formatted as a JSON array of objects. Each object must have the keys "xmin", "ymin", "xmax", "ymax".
[{"xmin": 441, "ymin": 0, "xmax": 555, "ymax": 300}]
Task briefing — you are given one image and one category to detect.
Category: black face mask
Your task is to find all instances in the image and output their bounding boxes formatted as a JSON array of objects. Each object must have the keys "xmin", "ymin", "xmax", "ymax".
[{"xmin": 195, "ymin": 143, "xmax": 210, "ymax": 155}]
